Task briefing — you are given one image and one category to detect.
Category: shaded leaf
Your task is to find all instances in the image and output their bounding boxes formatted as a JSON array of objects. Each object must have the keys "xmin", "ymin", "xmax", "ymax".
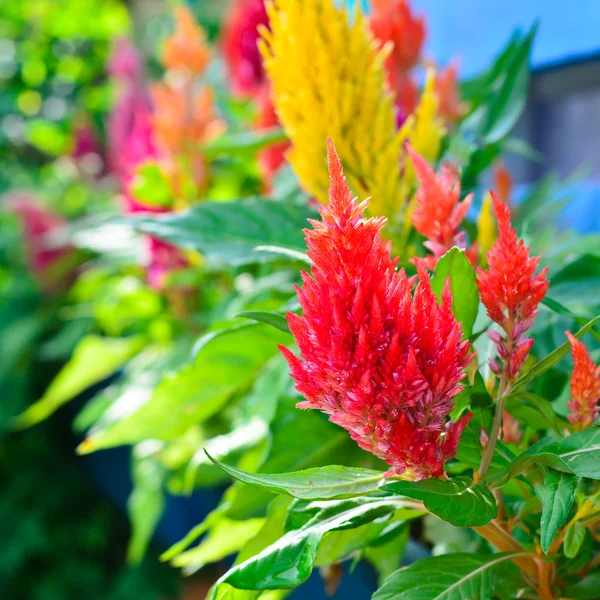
[
  {"xmin": 236, "ymin": 311, "xmax": 290, "ymax": 334},
  {"xmin": 511, "ymin": 315, "xmax": 600, "ymax": 393},
  {"xmin": 534, "ymin": 469, "xmax": 577, "ymax": 553},
  {"xmin": 201, "ymin": 127, "xmax": 287, "ymax": 158},
  {"xmin": 130, "ymin": 198, "xmax": 316, "ymax": 267},
  {"xmin": 217, "ymin": 497, "xmax": 400, "ymax": 590},
  {"xmin": 564, "ymin": 521, "xmax": 586, "ymax": 559},
  {"xmin": 372, "ymin": 552, "xmax": 525, "ymax": 600}
]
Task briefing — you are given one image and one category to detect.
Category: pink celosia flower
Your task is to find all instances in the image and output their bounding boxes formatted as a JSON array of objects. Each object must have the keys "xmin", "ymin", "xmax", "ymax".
[
  {"xmin": 4, "ymin": 193, "xmax": 76, "ymax": 293},
  {"xmin": 280, "ymin": 140, "xmax": 472, "ymax": 479},
  {"xmin": 566, "ymin": 331, "xmax": 600, "ymax": 431},
  {"xmin": 106, "ymin": 38, "xmax": 150, "ymax": 177},
  {"xmin": 406, "ymin": 143, "xmax": 476, "ymax": 269},
  {"xmin": 221, "ymin": 0, "xmax": 269, "ymax": 97},
  {"xmin": 477, "ymin": 193, "xmax": 549, "ymax": 381}
]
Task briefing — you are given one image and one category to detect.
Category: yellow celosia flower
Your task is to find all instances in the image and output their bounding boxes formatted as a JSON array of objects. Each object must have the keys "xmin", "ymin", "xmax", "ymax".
[
  {"xmin": 399, "ymin": 69, "xmax": 446, "ymax": 191},
  {"xmin": 477, "ymin": 192, "xmax": 496, "ymax": 266},
  {"xmin": 259, "ymin": 0, "xmax": 405, "ymax": 220}
]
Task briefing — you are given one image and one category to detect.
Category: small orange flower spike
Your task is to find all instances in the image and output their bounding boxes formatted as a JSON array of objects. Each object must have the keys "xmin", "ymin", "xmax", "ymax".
[
  {"xmin": 434, "ymin": 62, "xmax": 468, "ymax": 123},
  {"xmin": 477, "ymin": 193, "xmax": 549, "ymax": 381},
  {"xmin": 163, "ymin": 5, "xmax": 210, "ymax": 75},
  {"xmin": 566, "ymin": 332, "xmax": 600, "ymax": 431}
]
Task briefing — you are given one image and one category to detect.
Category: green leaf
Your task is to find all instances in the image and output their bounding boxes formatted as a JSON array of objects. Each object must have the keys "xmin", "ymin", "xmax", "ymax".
[
  {"xmin": 563, "ymin": 573, "xmax": 600, "ymax": 599},
  {"xmin": 79, "ymin": 324, "xmax": 288, "ymax": 450},
  {"xmin": 496, "ymin": 427, "xmax": 600, "ymax": 483},
  {"xmin": 372, "ymin": 552, "xmax": 525, "ymax": 600},
  {"xmin": 127, "ymin": 446, "xmax": 166, "ymax": 564},
  {"xmin": 130, "ymin": 198, "xmax": 316, "ymax": 267},
  {"xmin": 236, "ymin": 311, "xmax": 290, "ymax": 334},
  {"xmin": 382, "ymin": 477, "xmax": 497, "ymax": 527},
  {"xmin": 511, "ymin": 315, "xmax": 600, "ymax": 393},
  {"xmin": 431, "ymin": 248, "xmax": 479, "ymax": 337},
  {"xmin": 218, "ymin": 497, "xmax": 400, "ymax": 590},
  {"xmin": 171, "ymin": 518, "xmax": 265, "ymax": 569},
  {"xmin": 14, "ymin": 335, "xmax": 145, "ymax": 429},
  {"xmin": 131, "ymin": 162, "xmax": 173, "ymax": 207},
  {"xmin": 201, "ymin": 127, "xmax": 287, "ymax": 158},
  {"xmin": 206, "ymin": 456, "xmax": 386, "ymax": 500},
  {"xmin": 564, "ymin": 521, "xmax": 586, "ymax": 559},
  {"xmin": 505, "ymin": 392, "xmax": 564, "ymax": 434},
  {"xmin": 534, "ymin": 468, "xmax": 577, "ymax": 553}
]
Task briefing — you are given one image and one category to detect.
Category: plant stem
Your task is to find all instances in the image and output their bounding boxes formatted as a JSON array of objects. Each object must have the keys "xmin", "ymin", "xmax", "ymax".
[{"xmin": 478, "ymin": 385, "xmax": 507, "ymax": 478}]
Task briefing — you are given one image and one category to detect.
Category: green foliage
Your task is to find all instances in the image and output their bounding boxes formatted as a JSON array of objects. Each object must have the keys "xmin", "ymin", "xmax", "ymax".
[
  {"xmin": 372, "ymin": 553, "xmax": 523, "ymax": 600},
  {"xmin": 534, "ymin": 469, "xmax": 578, "ymax": 553},
  {"xmin": 15, "ymin": 334, "xmax": 146, "ymax": 428},
  {"xmin": 431, "ymin": 248, "xmax": 480, "ymax": 337},
  {"xmin": 207, "ymin": 458, "xmax": 386, "ymax": 500},
  {"xmin": 383, "ymin": 477, "xmax": 497, "ymax": 527},
  {"xmin": 129, "ymin": 198, "xmax": 316, "ymax": 267}
]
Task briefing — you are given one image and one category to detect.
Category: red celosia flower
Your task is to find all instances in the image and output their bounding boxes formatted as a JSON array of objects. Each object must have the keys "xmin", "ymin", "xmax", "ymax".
[
  {"xmin": 370, "ymin": 0, "xmax": 424, "ymax": 119},
  {"xmin": 163, "ymin": 5, "xmax": 210, "ymax": 75},
  {"xmin": 477, "ymin": 192, "xmax": 549, "ymax": 381},
  {"xmin": 370, "ymin": 0, "xmax": 425, "ymax": 72},
  {"xmin": 255, "ymin": 83, "xmax": 289, "ymax": 188},
  {"xmin": 566, "ymin": 332, "xmax": 600, "ymax": 431},
  {"xmin": 221, "ymin": 0, "xmax": 269, "ymax": 97},
  {"xmin": 406, "ymin": 143, "xmax": 476, "ymax": 269},
  {"xmin": 434, "ymin": 62, "xmax": 468, "ymax": 124},
  {"xmin": 280, "ymin": 139, "xmax": 472, "ymax": 479}
]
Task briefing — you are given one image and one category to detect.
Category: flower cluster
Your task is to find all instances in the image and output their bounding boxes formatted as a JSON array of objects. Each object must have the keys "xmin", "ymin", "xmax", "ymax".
[
  {"xmin": 406, "ymin": 143, "xmax": 476, "ymax": 269},
  {"xmin": 280, "ymin": 140, "xmax": 472, "ymax": 479},
  {"xmin": 477, "ymin": 193, "xmax": 549, "ymax": 381},
  {"xmin": 259, "ymin": 0, "xmax": 404, "ymax": 217},
  {"xmin": 566, "ymin": 332, "xmax": 600, "ymax": 431}
]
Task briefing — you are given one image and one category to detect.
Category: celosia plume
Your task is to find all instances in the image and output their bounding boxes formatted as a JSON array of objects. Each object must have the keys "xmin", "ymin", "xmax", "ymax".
[
  {"xmin": 259, "ymin": 0, "xmax": 404, "ymax": 219},
  {"xmin": 406, "ymin": 143, "xmax": 475, "ymax": 269},
  {"xmin": 477, "ymin": 193, "xmax": 549, "ymax": 381},
  {"xmin": 476, "ymin": 193, "xmax": 496, "ymax": 266},
  {"xmin": 280, "ymin": 140, "xmax": 472, "ymax": 479},
  {"xmin": 150, "ymin": 83, "xmax": 224, "ymax": 155},
  {"xmin": 222, "ymin": 0, "xmax": 270, "ymax": 97},
  {"xmin": 494, "ymin": 161, "xmax": 513, "ymax": 205},
  {"xmin": 434, "ymin": 62, "xmax": 468, "ymax": 124},
  {"xmin": 163, "ymin": 5, "xmax": 210, "ymax": 75},
  {"xmin": 566, "ymin": 332, "xmax": 600, "ymax": 431}
]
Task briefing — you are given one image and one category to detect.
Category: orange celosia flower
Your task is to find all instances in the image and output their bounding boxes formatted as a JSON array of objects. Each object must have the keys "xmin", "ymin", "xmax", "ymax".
[
  {"xmin": 494, "ymin": 161, "xmax": 513, "ymax": 205},
  {"xmin": 434, "ymin": 62, "xmax": 468, "ymax": 123},
  {"xmin": 477, "ymin": 193, "xmax": 549, "ymax": 381},
  {"xmin": 163, "ymin": 5, "xmax": 210, "ymax": 75},
  {"xmin": 280, "ymin": 140, "xmax": 472, "ymax": 480},
  {"xmin": 566, "ymin": 332, "xmax": 600, "ymax": 431},
  {"xmin": 406, "ymin": 143, "xmax": 476, "ymax": 268},
  {"xmin": 151, "ymin": 83, "xmax": 224, "ymax": 154}
]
